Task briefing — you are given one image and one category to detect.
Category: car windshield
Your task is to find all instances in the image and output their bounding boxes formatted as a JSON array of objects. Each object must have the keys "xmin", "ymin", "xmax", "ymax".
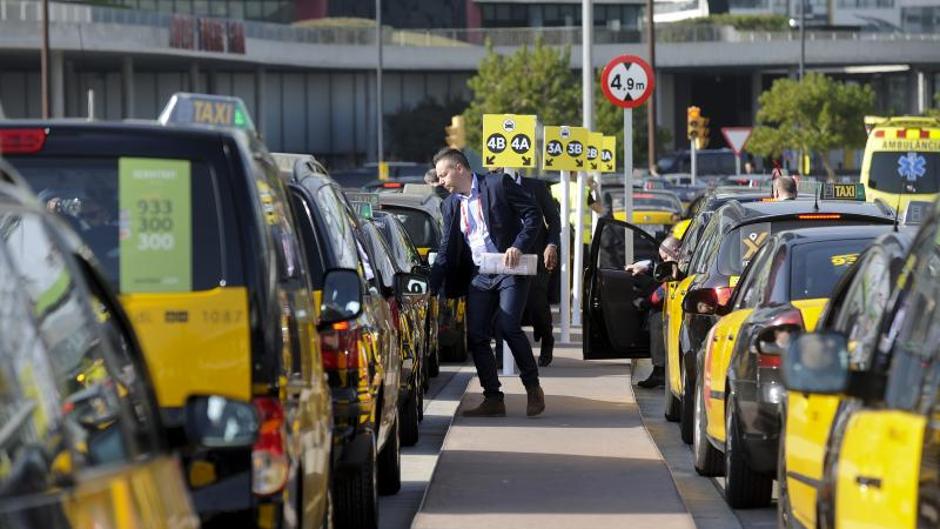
[
  {"xmin": 10, "ymin": 156, "xmax": 231, "ymax": 293},
  {"xmin": 717, "ymin": 219, "xmax": 854, "ymax": 276},
  {"xmin": 869, "ymin": 151, "xmax": 940, "ymax": 194},
  {"xmin": 789, "ymin": 239, "xmax": 873, "ymax": 300}
]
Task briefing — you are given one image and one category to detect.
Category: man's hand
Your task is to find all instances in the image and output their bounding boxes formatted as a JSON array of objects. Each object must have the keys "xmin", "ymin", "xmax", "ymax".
[
  {"xmin": 543, "ymin": 244, "xmax": 558, "ymax": 271},
  {"xmin": 504, "ymin": 247, "xmax": 522, "ymax": 268}
]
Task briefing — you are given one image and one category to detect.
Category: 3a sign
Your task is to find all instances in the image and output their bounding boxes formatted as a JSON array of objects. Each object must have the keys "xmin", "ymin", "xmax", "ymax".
[
  {"xmin": 600, "ymin": 54, "xmax": 655, "ymax": 110},
  {"xmin": 601, "ymin": 136, "xmax": 617, "ymax": 173},
  {"xmin": 542, "ymin": 125, "xmax": 588, "ymax": 171},
  {"xmin": 482, "ymin": 114, "xmax": 537, "ymax": 168}
]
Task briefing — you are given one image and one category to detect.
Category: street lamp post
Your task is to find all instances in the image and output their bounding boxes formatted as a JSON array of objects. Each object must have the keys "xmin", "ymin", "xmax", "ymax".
[
  {"xmin": 376, "ymin": 0, "xmax": 383, "ymax": 166},
  {"xmin": 799, "ymin": 0, "xmax": 806, "ymax": 80},
  {"xmin": 646, "ymin": 0, "xmax": 656, "ymax": 173},
  {"xmin": 40, "ymin": 0, "xmax": 50, "ymax": 118}
]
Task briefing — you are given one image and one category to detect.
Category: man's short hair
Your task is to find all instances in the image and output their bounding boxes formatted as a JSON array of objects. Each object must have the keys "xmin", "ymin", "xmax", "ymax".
[
  {"xmin": 424, "ymin": 168, "xmax": 440, "ymax": 185},
  {"xmin": 433, "ymin": 148, "xmax": 470, "ymax": 171},
  {"xmin": 776, "ymin": 175, "xmax": 797, "ymax": 195}
]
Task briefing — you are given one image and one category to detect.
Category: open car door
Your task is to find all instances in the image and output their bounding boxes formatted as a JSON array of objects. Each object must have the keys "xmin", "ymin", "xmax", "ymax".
[{"xmin": 583, "ymin": 217, "xmax": 660, "ymax": 360}]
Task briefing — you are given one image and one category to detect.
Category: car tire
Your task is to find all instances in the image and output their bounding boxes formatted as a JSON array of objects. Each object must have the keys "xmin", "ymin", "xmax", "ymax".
[
  {"xmin": 680, "ymin": 360, "xmax": 694, "ymax": 444},
  {"xmin": 400, "ymin": 387, "xmax": 420, "ymax": 447},
  {"xmin": 777, "ymin": 415, "xmax": 794, "ymax": 528},
  {"xmin": 693, "ymin": 378, "xmax": 723, "ymax": 476},
  {"xmin": 377, "ymin": 419, "xmax": 401, "ymax": 496},
  {"xmin": 332, "ymin": 435, "xmax": 378, "ymax": 529},
  {"xmin": 664, "ymin": 359, "xmax": 681, "ymax": 422},
  {"xmin": 724, "ymin": 394, "xmax": 773, "ymax": 509}
]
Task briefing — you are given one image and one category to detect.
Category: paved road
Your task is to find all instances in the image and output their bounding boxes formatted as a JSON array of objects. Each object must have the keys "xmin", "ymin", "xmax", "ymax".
[
  {"xmin": 631, "ymin": 362, "xmax": 777, "ymax": 529},
  {"xmin": 378, "ymin": 363, "xmax": 474, "ymax": 529}
]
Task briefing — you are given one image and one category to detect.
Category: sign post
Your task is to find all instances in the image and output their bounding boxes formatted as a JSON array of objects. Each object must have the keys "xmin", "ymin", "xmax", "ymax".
[
  {"xmin": 600, "ymin": 54, "xmax": 655, "ymax": 268},
  {"xmin": 543, "ymin": 125, "xmax": 588, "ymax": 343},
  {"xmin": 482, "ymin": 113, "xmax": 536, "ymax": 374},
  {"xmin": 721, "ymin": 127, "xmax": 753, "ymax": 177}
]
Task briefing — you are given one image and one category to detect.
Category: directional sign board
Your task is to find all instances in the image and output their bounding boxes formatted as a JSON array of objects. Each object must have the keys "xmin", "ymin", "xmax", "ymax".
[
  {"xmin": 482, "ymin": 114, "xmax": 537, "ymax": 169},
  {"xmin": 600, "ymin": 54, "xmax": 655, "ymax": 110},
  {"xmin": 586, "ymin": 132, "xmax": 604, "ymax": 172},
  {"xmin": 721, "ymin": 127, "xmax": 753, "ymax": 156},
  {"xmin": 601, "ymin": 136, "xmax": 617, "ymax": 173},
  {"xmin": 542, "ymin": 125, "xmax": 588, "ymax": 171}
]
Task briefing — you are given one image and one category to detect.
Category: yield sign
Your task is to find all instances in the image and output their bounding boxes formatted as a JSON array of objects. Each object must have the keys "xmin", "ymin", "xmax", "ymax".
[{"xmin": 721, "ymin": 127, "xmax": 753, "ymax": 156}]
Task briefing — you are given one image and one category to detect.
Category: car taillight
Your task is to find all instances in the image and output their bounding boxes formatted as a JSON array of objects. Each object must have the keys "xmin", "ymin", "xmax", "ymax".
[
  {"xmin": 797, "ymin": 214, "xmax": 841, "ymax": 220},
  {"xmin": 252, "ymin": 397, "xmax": 288, "ymax": 496},
  {"xmin": 874, "ymin": 130, "xmax": 885, "ymax": 138},
  {"xmin": 715, "ymin": 286, "xmax": 735, "ymax": 307},
  {"xmin": 0, "ymin": 128, "xmax": 46, "ymax": 154},
  {"xmin": 321, "ymin": 325, "xmax": 363, "ymax": 370}
]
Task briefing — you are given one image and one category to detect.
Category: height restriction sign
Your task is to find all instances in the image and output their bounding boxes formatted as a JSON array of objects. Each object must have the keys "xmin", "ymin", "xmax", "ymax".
[
  {"xmin": 482, "ymin": 114, "xmax": 536, "ymax": 168},
  {"xmin": 601, "ymin": 54, "xmax": 655, "ymax": 109},
  {"xmin": 542, "ymin": 125, "xmax": 588, "ymax": 171}
]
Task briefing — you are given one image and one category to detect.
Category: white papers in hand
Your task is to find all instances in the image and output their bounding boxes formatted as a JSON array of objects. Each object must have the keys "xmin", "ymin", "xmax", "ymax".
[{"xmin": 479, "ymin": 252, "xmax": 537, "ymax": 276}]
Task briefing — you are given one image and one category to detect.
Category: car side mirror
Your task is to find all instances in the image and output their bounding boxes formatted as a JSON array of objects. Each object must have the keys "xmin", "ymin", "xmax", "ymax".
[
  {"xmin": 782, "ymin": 332, "xmax": 850, "ymax": 394},
  {"xmin": 682, "ymin": 287, "xmax": 732, "ymax": 316},
  {"xmin": 184, "ymin": 395, "xmax": 258, "ymax": 449},
  {"xmin": 320, "ymin": 269, "xmax": 364, "ymax": 325},
  {"xmin": 653, "ymin": 261, "xmax": 680, "ymax": 283},
  {"xmin": 395, "ymin": 272, "xmax": 429, "ymax": 297}
]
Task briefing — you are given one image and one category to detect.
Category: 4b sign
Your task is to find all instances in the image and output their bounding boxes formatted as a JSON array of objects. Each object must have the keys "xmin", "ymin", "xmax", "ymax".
[
  {"xmin": 482, "ymin": 114, "xmax": 536, "ymax": 168},
  {"xmin": 543, "ymin": 125, "xmax": 588, "ymax": 171}
]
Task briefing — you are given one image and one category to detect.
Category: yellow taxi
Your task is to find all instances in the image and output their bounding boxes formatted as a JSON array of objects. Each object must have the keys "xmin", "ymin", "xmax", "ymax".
[
  {"xmin": 612, "ymin": 190, "xmax": 683, "ymax": 240},
  {"xmin": 777, "ymin": 228, "xmax": 913, "ymax": 528},
  {"xmin": 0, "ymin": 170, "xmax": 259, "ymax": 529},
  {"xmin": 861, "ymin": 115, "xmax": 940, "ymax": 211},
  {"xmin": 2, "ymin": 96, "xmax": 335, "ymax": 529}
]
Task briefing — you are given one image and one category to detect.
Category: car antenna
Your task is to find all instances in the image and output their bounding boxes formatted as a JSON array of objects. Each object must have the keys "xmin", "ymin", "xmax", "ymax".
[
  {"xmin": 813, "ymin": 181, "xmax": 820, "ymax": 212},
  {"xmin": 893, "ymin": 180, "xmax": 906, "ymax": 232}
]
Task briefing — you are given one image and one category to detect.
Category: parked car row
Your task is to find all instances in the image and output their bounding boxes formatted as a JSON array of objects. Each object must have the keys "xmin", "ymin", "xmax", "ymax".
[
  {"xmin": 582, "ymin": 178, "xmax": 940, "ymax": 527},
  {"xmin": 0, "ymin": 93, "xmax": 462, "ymax": 529}
]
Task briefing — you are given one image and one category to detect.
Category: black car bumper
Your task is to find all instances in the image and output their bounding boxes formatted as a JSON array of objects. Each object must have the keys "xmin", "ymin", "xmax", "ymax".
[{"xmin": 732, "ymin": 371, "xmax": 785, "ymax": 474}]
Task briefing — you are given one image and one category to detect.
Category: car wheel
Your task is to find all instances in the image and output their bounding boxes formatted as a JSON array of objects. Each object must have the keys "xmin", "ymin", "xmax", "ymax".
[
  {"xmin": 332, "ymin": 434, "xmax": 377, "ymax": 529},
  {"xmin": 724, "ymin": 394, "xmax": 773, "ymax": 509},
  {"xmin": 680, "ymin": 360, "xmax": 694, "ymax": 444},
  {"xmin": 400, "ymin": 387, "xmax": 420, "ymax": 447},
  {"xmin": 377, "ymin": 419, "xmax": 401, "ymax": 495},
  {"xmin": 664, "ymin": 358, "xmax": 681, "ymax": 422},
  {"xmin": 777, "ymin": 416, "xmax": 793, "ymax": 528},
  {"xmin": 693, "ymin": 378, "xmax": 723, "ymax": 476}
]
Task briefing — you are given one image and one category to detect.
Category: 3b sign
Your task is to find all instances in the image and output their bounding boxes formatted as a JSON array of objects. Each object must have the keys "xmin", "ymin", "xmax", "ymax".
[
  {"xmin": 482, "ymin": 114, "xmax": 536, "ymax": 168},
  {"xmin": 542, "ymin": 126, "xmax": 589, "ymax": 171}
]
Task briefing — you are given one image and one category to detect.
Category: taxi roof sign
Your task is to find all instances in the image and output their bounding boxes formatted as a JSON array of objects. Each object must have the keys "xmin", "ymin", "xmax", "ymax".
[
  {"xmin": 158, "ymin": 93, "xmax": 256, "ymax": 134},
  {"xmin": 820, "ymin": 182, "xmax": 866, "ymax": 201}
]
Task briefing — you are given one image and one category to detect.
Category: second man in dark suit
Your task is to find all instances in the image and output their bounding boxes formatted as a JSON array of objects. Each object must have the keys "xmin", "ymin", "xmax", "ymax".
[{"xmin": 430, "ymin": 148, "xmax": 546, "ymax": 417}]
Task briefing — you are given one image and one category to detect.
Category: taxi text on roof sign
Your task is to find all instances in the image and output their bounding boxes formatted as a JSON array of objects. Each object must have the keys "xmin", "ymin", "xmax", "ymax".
[
  {"xmin": 482, "ymin": 114, "xmax": 537, "ymax": 169},
  {"xmin": 542, "ymin": 125, "xmax": 588, "ymax": 172},
  {"xmin": 821, "ymin": 182, "xmax": 866, "ymax": 201},
  {"xmin": 158, "ymin": 92, "xmax": 256, "ymax": 134}
]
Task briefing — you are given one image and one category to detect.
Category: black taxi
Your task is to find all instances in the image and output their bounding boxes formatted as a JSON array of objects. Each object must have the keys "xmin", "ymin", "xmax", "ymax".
[
  {"xmin": 0, "ymin": 94, "xmax": 333, "ymax": 529},
  {"xmin": 0, "ymin": 165, "xmax": 259, "ymax": 529}
]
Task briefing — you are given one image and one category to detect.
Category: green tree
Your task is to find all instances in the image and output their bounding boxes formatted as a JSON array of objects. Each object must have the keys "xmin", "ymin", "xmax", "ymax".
[
  {"xmin": 748, "ymin": 73, "xmax": 875, "ymax": 178},
  {"xmin": 462, "ymin": 39, "xmax": 581, "ymax": 155}
]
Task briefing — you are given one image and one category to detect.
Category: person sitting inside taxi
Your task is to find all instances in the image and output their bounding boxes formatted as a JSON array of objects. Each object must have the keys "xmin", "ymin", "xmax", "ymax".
[
  {"xmin": 625, "ymin": 235, "xmax": 681, "ymax": 389},
  {"xmin": 773, "ymin": 174, "xmax": 798, "ymax": 201}
]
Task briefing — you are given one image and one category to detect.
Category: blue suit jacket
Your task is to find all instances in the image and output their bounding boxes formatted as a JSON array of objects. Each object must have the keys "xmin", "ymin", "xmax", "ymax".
[{"xmin": 430, "ymin": 172, "xmax": 542, "ymax": 297}]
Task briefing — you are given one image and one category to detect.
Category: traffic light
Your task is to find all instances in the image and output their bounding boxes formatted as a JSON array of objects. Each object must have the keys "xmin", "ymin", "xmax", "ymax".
[
  {"xmin": 696, "ymin": 117, "xmax": 710, "ymax": 149},
  {"xmin": 687, "ymin": 106, "xmax": 701, "ymax": 141},
  {"xmin": 445, "ymin": 115, "xmax": 466, "ymax": 149}
]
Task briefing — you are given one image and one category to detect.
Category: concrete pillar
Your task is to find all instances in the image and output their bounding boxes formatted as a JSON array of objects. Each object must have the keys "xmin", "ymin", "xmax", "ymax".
[
  {"xmin": 751, "ymin": 71, "xmax": 763, "ymax": 125},
  {"xmin": 64, "ymin": 60, "xmax": 77, "ymax": 116},
  {"xmin": 914, "ymin": 69, "xmax": 927, "ymax": 115},
  {"xmin": 657, "ymin": 72, "xmax": 675, "ymax": 152},
  {"xmin": 190, "ymin": 62, "xmax": 200, "ymax": 92},
  {"xmin": 122, "ymin": 56, "xmax": 134, "ymax": 119},
  {"xmin": 255, "ymin": 66, "xmax": 266, "ymax": 138},
  {"xmin": 50, "ymin": 50, "xmax": 65, "ymax": 118}
]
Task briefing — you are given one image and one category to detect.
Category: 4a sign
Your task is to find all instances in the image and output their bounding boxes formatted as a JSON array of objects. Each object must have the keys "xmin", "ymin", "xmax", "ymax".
[
  {"xmin": 601, "ymin": 54, "xmax": 655, "ymax": 110},
  {"xmin": 543, "ymin": 125, "xmax": 588, "ymax": 171},
  {"xmin": 482, "ymin": 114, "xmax": 536, "ymax": 168}
]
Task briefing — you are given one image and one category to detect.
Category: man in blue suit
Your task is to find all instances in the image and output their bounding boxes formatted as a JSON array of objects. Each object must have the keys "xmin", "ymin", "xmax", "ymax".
[{"xmin": 430, "ymin": 148, "xmax": 546, "ymax": 417}]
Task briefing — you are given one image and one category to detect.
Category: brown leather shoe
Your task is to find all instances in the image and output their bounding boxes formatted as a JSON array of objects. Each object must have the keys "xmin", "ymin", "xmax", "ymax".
[
  {"xmin": 462, "ymin": 397, "xmax": 506, "ymax": 417},
  {"xmin": 526, "ymin": 386, "xmax": 545, "ymax": 417}
]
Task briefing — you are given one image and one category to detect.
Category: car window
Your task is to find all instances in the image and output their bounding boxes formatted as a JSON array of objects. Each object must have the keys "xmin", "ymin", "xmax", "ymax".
[
  {"xmin": 832, "ymin": 251, "xmax": 892, "ymax": 370},
  {"xmin": 677, "ymin": 212, "xmax": 710, "ymax": 272},
  {"xmin": 690, "ymin": 214, "xmax": 724, "ymax": 275},
  {"xmin": 311, "ymin": 182, "xmax": 360, "ymax": 270},
  {"xmin": 382, "ymin": 206, "xmax": 440, "ymax": 249},
  {"xmin": 360, "ymin": 223, "xmax": 397, "ymax": 291},
  {"xmin": 595, "ymin": 221, "xmax": 658, "ymax": 270},
  {"xmin": 733, "ymin": 243, "xmax": 772, "ymax": 310},
  {"xmin": 0, "ymin": 212, "xmax": 161, "ymax": 488},
  {"xmin": 789, "ymin": 239, "xmax": 872, "ymax": 301},
  {"xmin": 288, "ymin": 191, "xmax": 327, "ymax": 290},
  {"xmin": 13, "ymin": 156, "xmax": 233, "ymax": 293},
  {"xmin": 869, "ymin": 151, "xmax": 940, "ymax": 194}
]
